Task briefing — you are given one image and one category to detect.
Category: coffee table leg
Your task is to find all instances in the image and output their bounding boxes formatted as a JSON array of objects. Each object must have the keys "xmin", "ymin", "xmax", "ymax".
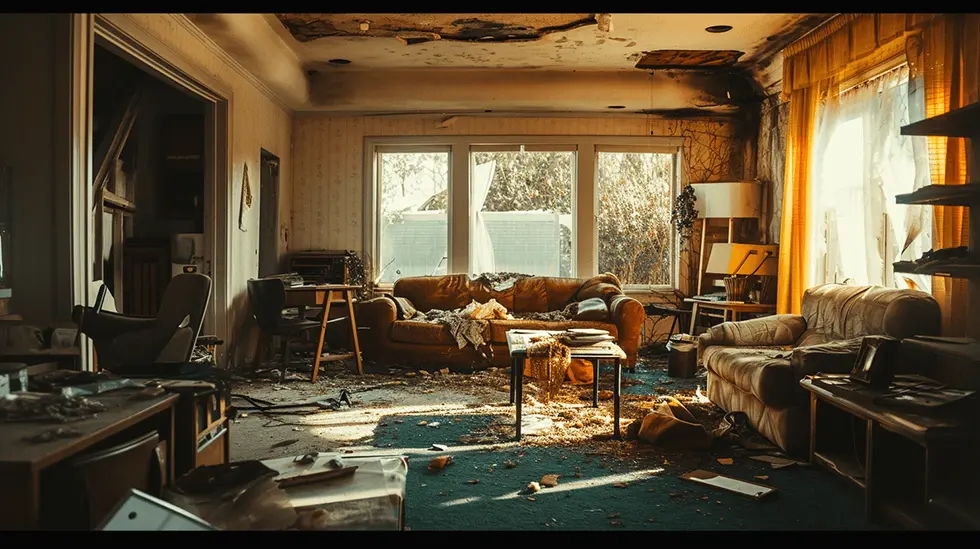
[
  {"xmin": 613, "ymin": 358, "xmax": 622, "ymax": 440},
  {"xmin": 510, "ymin": 357, "xmax": 517, "ymax": 405},
  {"xmin": 515, "ymin": 358, "xmax": 524, "ymax": 439},
  {"xmin": 592, "ymin": 360, "xmax": 600, "ymax": 407}
]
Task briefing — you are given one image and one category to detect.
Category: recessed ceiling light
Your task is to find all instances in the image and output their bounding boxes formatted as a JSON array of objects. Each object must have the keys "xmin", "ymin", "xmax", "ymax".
[
  {"xmin": 328, "ymin": 59, "xmax": 351, "ymax": 65},
  {"xmin": 705, "ymin": 25, "xmax": 733, "ymax": 33},
  {"xmin": 607, "ymin": 105, "xmax": 626, "ymax": 109}
]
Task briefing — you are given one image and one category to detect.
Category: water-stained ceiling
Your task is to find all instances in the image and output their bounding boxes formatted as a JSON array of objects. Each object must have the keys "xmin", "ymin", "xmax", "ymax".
[{"xmin": 186, "ymin": 13, "xmax": 835, "ymax": 115}]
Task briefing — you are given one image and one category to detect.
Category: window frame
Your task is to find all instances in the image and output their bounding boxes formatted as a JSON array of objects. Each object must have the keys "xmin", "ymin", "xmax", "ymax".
[{"xmin": 364, "ymin": 135, "xmax": 684, "ymax": 292}]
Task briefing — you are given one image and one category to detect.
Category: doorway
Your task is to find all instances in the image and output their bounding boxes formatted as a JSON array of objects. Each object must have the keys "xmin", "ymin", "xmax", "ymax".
[
  {"xmin": 92, "ymin": 41, "xmax": 210, "ymax": 317},
  {"xmin": 258, "ymin": 149, "xmax": 280, "ymax": 277}
]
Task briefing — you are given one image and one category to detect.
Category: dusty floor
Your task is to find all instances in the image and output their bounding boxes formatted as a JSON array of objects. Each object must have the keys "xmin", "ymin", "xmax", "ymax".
[{"xmin": 227, "ymin": 348, "xmax": 732, "ymax": 473}]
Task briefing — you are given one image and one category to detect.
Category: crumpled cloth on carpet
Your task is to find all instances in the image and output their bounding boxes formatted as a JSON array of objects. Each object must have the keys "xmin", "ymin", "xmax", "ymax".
[{"xmin": 626, "ymin": 396, "xmax": 715, "ymax": 450}]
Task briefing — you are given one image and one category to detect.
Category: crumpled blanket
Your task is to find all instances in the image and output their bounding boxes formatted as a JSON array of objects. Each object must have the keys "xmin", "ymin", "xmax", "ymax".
[{"xmin": 414, "ymin": 299, "xmax": 511, "ymax": 353}]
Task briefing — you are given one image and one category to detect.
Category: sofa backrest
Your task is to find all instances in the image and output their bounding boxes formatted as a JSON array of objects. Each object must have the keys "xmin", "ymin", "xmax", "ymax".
[
  {"xmin": 393, "ymin": 274, "xmax": 623, "ymax": 313},
  {"xmin": 797, "ymin": 284, "xmax": 941, "ymax": 347}
]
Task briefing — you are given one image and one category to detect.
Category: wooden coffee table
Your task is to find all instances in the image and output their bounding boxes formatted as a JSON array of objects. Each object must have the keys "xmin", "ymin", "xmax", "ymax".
[{"xmin": 505, "ymin": 330, "xmax": 627, "ymax": 440}]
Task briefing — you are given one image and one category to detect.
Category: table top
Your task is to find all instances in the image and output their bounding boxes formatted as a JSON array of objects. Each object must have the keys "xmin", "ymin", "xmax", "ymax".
[
  {"xmin": 800, "ymin": 376, "xmax": 973, "ymax": 443},
  {"xmin": 505, "ymin": 330, "xmax": 626, "ymax": 360},
  {"xmin": 286, "ymin": 284, "xmax": 361, "ymax": 291},
  {"xmin": 0, "ymin": 389, "xmax": 179, "ymax": 471},
  {"xmin": 684, "ymin": 298, "xmax": 776, "ymax": 312}
]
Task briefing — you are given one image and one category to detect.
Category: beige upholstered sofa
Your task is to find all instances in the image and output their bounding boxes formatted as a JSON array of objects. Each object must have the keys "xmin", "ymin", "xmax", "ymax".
[{"xmin": 698, "ymin": 284, "xmax": 941, "ymax": 455}]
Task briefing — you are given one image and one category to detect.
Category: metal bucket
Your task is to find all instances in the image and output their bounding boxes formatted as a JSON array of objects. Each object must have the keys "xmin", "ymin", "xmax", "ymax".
[{"xmin": 666, "ymin": 338, "xmax": 698, "ymax": 378}]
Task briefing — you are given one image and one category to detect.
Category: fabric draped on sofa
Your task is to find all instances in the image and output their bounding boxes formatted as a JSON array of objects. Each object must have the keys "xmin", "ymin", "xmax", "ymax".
[{"xmin": 357, "ymin": 272, "xmax": 645, "ymax": 371}]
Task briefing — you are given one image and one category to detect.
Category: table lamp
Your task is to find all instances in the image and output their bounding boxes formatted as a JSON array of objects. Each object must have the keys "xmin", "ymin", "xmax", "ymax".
[{"xmin": 705, "ymin": 243, "xmax": 778, "ymax": 302}]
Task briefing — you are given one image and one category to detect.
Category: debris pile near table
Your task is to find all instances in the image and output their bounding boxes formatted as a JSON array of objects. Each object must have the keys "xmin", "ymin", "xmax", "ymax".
[{"xmin": 0, "ymin": 392, "xmax": 107, "ymax": 423}]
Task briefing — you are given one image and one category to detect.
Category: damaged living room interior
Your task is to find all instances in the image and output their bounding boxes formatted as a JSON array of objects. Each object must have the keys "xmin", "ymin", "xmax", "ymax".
[{"xmin": 3, "ymin": 11, "xmax": 980, "ymax": 531}]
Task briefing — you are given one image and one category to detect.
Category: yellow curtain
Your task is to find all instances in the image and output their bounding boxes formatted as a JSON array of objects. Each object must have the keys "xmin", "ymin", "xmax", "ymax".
[
  {"xmin": 777, "ymin": 85, "xmax": 821, "ymax": 314},
  {"xmin": 916, "ymin": 15, "xmax": 971, "ymax": 335}
]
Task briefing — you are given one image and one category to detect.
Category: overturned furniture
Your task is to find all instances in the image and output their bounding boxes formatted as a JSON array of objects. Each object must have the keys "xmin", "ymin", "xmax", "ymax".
[{"xmin": 698, "ymin": 284, "xmax": 941, "ymax": 455}]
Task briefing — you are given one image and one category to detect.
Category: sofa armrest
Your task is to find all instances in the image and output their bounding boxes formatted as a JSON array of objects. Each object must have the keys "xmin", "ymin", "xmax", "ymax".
[
  {"xmin": 791, "ymin": 337, "xmax": 863, "ymax": 377},
  {"xmin": 790, "ymin": 337, "xmax": 864, "ymax": 404},
  {"xmin": 609, "ymin": 294, "xmax": 644, "ymax": 368},
  {"xmin": 697, "ymin": 314, "xmax": 806, "ymax": 362},
  {"xmin": 357, "ymin": 297, "xmax": 397, "ymax": 333}
]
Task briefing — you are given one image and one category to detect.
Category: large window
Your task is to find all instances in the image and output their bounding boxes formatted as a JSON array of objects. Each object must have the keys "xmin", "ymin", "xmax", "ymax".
[
  {"xmin": 377, "ymin": 148, "xmax": 450, "ymax": 284},
  {"xmin": 471, "ymin": 147, "xmax": 575, "ymax": 277},
  {"xmin": 809, "ymin": 64, "xmax": 932, "ymax": 291},
  {"xmin": 596, "ymin": 149, "xmax": 675, "ymax": 286},
  {"xmin": 368, "ymin": 137, "xmax": 681, "ymax": 288}
]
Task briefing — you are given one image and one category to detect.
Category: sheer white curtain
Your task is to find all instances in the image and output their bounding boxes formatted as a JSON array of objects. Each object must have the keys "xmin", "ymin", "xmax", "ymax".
[
  {"xmin": 808, "ymin": 64, "xmax": 932, "ymax": 290},
  {"xmin": 470, "ymin": 160, "xmax": 496, "ymax": 275}
]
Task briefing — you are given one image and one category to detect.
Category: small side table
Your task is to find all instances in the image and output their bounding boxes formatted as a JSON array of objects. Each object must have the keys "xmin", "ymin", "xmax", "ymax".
[
  {"xmin": 684, "ymin": 298, "xmax": 776, "ymax": 335},
  {"xmin": 286, "ymin": 284, "xmax": 363, "ymax": 381},
  {"xmin": 506, "ymin": 331, "xmax": 627, "ymax": 440}
]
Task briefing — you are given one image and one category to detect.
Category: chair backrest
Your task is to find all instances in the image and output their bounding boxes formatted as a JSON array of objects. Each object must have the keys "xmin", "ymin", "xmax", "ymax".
[
  {"xmin": 247, "ymin": 278, "xmax": 287, "ymax": 331},
  {"xmin": 156, "ymin": 273, "xmax": 212, "ymax": 355}
]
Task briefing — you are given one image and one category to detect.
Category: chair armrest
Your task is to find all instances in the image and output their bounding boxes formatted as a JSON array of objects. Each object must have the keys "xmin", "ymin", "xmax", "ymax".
[
  {"xmin": 697, "ymin": 314, "xmax": 806, "ymax": 362},
  {"xmin": 609, "ymin": 294, "xmax": 644, "ymax": 368},
  {"xmin": 73, "ymin": 306, "xmax": 158, "ymax": 339}
]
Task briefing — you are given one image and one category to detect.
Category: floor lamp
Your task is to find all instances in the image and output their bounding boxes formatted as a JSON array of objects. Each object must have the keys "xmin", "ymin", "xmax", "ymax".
[{"xmin": 689, "ymin": 181, "xmax": 762, "ymax": 296}]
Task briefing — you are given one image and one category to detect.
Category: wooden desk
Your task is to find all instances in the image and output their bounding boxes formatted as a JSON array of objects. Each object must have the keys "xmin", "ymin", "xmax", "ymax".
[
  {"xmin": 684, "ymin": 298, "xmax": 776, "ymax": 335},
  {"xmin": 285, "ymin": 284, "xmax": 363, "ymax": 381},
  {"xmin": 0, "ymin": 390, "xmax": 178, "ymax": 530}
]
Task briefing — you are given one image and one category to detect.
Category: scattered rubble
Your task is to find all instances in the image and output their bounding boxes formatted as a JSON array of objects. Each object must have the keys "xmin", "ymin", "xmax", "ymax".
[{"xmin": 428, "ymin": 456, "xmax": 453, "ymax": 470}]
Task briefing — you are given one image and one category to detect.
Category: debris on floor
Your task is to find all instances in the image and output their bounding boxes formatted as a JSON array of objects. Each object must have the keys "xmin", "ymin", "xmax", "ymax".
[
  {"xmin": 428, "ymin": 456, "xmax": 453, "ymax": 470},
  {"xmin": 749, "ymin": 455, "xmax": 801, "ymax": 469},
  {"xmin": 680, "ymin": 469, "xmax": 777, "ymax": 500}
]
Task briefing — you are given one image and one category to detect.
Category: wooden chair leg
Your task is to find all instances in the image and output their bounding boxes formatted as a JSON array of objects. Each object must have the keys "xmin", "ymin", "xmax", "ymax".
[
  {"xmin": 345, "ymin": 289, "xmax": 364, "ymax": 375},
  {"xmin": 254, "ymin": 332, "xmax": 270, "ymax": 370},
  {"xmin": 284, "ymin": 337, "xmax": 292, "ymax": 368}
]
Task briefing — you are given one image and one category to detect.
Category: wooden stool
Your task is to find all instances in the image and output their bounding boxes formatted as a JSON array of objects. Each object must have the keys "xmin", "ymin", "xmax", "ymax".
[{"xmin": 309, "ymin": 285, "xmax": 363, "ymax": 382}]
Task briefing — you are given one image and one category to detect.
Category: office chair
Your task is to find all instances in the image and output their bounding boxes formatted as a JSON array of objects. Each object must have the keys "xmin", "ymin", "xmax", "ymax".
[
  {"xmin": 73, "ymin": 273, "xmax": 212, "ymax": 371},
  {"xmin": 247, "ymin": 278, "xmax": 321, "ymax": 369}
]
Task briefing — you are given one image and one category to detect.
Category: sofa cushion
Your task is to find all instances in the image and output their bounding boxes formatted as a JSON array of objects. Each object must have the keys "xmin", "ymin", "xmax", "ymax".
[
  {"xmin": 573, "ymin": 297, "xmax": 609, "ymax": 321},
  {"xmin": 390, "ymin": 321, "xmax": 456, "ymax": 346},
  {"xmin": 703, "ymin": 346, "xmax": 796, "ymax": 408},
  {"xmin": 487, "ymin": 320, "xmax": 618, "ymax": 344},
  {"xmin": 394, "ymin": 274, "xmax": 472, "ymax": 311},
  {"xmin": 513, "ymin": 278, "xmax": 549, "ymax": 313}
]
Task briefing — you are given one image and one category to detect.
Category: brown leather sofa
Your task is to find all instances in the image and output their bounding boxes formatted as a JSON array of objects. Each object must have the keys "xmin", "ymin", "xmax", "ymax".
[
  {"xmin": 698, "ymin": 284, "xmax": 941, "ymax": 455},
  {"xmin": 357, "ymin": 273, "xmax": 645, "ymax": 370}
]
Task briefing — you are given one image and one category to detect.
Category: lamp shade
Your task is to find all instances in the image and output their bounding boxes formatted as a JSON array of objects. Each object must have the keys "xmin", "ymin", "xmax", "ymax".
[
  {"xmin": 705, "ymin": 243, "xmax": 779, "ymax": 276},
  {"xmin": 691, "ymin": 181, "xmax": 762, "ymax": 219}
]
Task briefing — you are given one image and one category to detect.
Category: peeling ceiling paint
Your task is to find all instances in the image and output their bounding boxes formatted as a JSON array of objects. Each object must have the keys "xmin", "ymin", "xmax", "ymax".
[
  {"xmin": 187, "ymin": 13, "xmax": 837, "ymax": 113},
  {"xmin": 634, "ymin": 50, "xmax": 745, "ymax": 70},
  {"xmin": 275, "ymin": 13, "xmax": 597, "ymax": 44}
]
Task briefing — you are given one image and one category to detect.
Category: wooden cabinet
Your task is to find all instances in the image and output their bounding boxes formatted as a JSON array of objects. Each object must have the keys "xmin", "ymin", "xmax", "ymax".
[{"xmin": 172, "ymin": 387, "xmax": 230, "ymax": 479}]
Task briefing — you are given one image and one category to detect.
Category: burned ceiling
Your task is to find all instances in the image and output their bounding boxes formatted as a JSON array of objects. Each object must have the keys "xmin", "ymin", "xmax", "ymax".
[
  {"xmin": 274, "ymin": 13, "xmax": 598, "ymax": 45},
  {"xmin": 634, "ymin": 49, "xmax": 745, "ymax": 70},
  {"xmin": 187, "ymin": 13, "xmax": 839, "ymax": 113}
]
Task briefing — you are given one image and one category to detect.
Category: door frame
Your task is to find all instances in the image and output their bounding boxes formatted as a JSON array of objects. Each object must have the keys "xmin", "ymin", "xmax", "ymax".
[{"xmin": 71, "ymin": 14, "xmax": 233, "ymax": 367}]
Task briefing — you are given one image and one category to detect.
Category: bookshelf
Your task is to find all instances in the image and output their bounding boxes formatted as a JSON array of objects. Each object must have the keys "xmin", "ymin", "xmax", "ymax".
[{"xmin": 897, "ymin": 102, "xmax": 980, "ymax": 341}]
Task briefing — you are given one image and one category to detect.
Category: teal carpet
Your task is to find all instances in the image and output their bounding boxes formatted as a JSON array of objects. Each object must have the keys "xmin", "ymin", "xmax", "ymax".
[{"xmin": 369, "ymin": 356, "xmax": 878, "ymax": 531}]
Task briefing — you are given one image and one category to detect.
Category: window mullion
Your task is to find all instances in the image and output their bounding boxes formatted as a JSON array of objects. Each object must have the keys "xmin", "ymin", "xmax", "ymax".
[{"xmin": 449, "ymin": 144, "xmax": 470, "ymax": 275}]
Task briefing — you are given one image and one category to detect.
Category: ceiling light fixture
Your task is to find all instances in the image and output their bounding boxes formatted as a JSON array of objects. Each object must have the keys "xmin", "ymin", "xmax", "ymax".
[
  {"xmin": 328, "ymin": 59, "xmax": 351, "ymax": 65},
  {"xmin": 359, "ymin": 21, "xmax": 370, "ymax": 32},
  {"xmin": 705, "ymin": 25, "xmax": 733, "ymax": 33},
  {"xmin": 607, "ymin": 105, "xmax": 626, "ymax": 109}
]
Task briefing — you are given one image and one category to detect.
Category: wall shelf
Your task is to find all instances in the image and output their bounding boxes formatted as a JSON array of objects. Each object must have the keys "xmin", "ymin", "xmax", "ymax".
[
  {"xmin": 893, "ymin": 261, "xmax": 980, "ymax": 278},
  {"xmin": 901, "ymin": 102, "xmax": 980, "ymax": 137},
  {"xmin": 895, "ymin": 184, "xmax": 980, "ymax": 206}
]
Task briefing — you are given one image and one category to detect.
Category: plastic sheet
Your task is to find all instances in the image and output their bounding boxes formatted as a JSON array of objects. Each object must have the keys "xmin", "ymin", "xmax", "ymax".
[{"xmin": 164, "ymin": 461, "xmax": 297, "ymax": 530}]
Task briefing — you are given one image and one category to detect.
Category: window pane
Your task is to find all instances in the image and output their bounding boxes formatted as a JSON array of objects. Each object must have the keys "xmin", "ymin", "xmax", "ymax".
[
  {"xmin": 470, "ymin": 150, "xmax": 575, "ymax": 277},
  {"xmin": 596, "ymin": 151, "xmax": 674, "ymax": 285},
  {"xmin": 378, "ymin": 151, "xmax": 449, "ymax": 284}
]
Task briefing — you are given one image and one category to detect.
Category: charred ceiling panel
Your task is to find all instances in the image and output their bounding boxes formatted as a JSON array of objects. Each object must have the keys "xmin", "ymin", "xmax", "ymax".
[
  {"xmin": 274, "ymin": 13, "xmax": 597, "ymax": 44},
  {"xmin": 634, "ymin": 50, "xmax": 745, "ymax": 70}
]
